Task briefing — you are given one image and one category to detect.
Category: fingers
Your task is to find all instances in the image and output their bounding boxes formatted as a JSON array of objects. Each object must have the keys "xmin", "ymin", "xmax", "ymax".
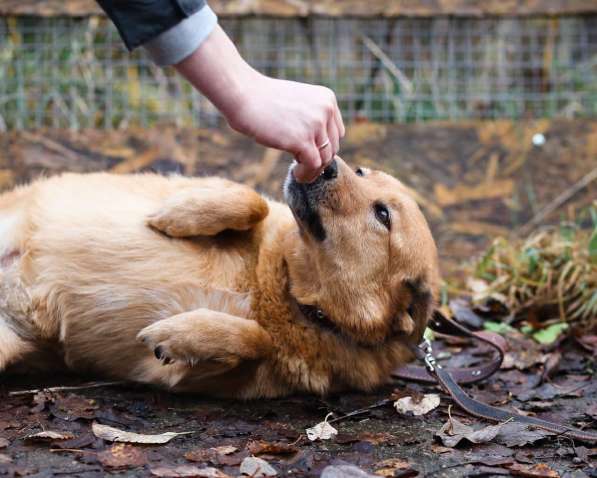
[
  {"xmin": 327, "ymin": 117, "xmax": 340, "ymax": 157},
  {"xmin": 333, "ymin": 97, "xmax": 345, "ymax": 139},
  {"xmin": 316, "ymin": 132, "xmax": 334, "ymax": 169},
  {"xmin": 293, "ymin": 144, "xmax": 322, "ymax": 183}
]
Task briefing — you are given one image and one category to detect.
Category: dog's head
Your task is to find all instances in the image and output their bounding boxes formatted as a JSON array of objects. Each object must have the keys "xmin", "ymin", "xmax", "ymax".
[{"xmin": 283, "ymin": 156, "xmax": 439, "ymax": 347}]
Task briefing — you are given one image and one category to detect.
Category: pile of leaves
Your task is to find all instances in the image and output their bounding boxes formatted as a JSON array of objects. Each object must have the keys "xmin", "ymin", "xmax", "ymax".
[{"xmin": 466, "ymin": 214, "xmax": 597, "ymax": 338}]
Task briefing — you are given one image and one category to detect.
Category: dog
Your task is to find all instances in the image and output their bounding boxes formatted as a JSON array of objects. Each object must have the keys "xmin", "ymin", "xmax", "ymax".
[{"xmin": 0, "ymin": 157, "xmax": 439, "ymax": 398}]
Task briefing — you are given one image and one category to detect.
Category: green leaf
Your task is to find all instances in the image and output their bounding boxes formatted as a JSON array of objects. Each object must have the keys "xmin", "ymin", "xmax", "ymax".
[
  {"xmin": 520, "ymin": 324, "xmax": 534, "ymax": 335},
  {"xmin": 483, "ymin": 321, "xmax": 516, "ymax": 335},
  {"xmin": 424, "ymin": 328, "xmax": 435, "ymax": 342},
  {"xmin": 521, "ymin": 247, "xmax": 540, "ymax": 274},
  {"xmin": 589, "ymin": 226, "xmax": 597, "ymax": 263},
  {"xmin": 532, "ymin": 322, "xmax": 569, "ymax": 345}
]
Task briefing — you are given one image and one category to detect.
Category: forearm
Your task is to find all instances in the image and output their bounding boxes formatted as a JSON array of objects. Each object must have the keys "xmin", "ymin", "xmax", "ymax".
[{"xmin": 174, "ymin": 25, "xmax": 256, "ymax": 120}]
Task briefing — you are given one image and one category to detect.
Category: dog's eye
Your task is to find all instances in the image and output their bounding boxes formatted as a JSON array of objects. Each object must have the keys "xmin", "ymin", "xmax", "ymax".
[
  {"xmin": 355, "ymin": 167, "xmax": 365, "ymax": 177},
  {"xmin": 374, "ymin": 203, "xmax": 391, "ymax": 229}
]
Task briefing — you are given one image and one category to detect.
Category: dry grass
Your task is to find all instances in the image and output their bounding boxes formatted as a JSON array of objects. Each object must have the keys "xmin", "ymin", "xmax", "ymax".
[{"xmin": 468, "ymin": 210, "xmax": 597, "ymax": 333}]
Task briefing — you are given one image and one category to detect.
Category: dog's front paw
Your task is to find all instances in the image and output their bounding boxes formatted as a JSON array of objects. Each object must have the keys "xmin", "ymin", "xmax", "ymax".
[
  {"xmin": 136, "ymin": 321, "xmax": 241, "ymax": 368},
  {"xmin": 137, "ymin": 323, "xmax": 195, "ymax": 367}
]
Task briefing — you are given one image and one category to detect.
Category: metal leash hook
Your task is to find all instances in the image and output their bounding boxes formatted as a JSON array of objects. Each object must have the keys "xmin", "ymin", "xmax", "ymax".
[{"xmin": 410, "ymin": 337, "xmax": 441, "ymax": 374}]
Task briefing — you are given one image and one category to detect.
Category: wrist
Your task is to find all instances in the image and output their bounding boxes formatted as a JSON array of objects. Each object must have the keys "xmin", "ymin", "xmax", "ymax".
[{"xmin": 174, "ymin": 24, "xmax": 260, "ymax": 122}]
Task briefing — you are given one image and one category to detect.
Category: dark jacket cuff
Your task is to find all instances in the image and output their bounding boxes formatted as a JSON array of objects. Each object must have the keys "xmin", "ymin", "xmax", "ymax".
[{"xmin": 96, "ymin": 0, "xmax": 207, "ymax": 51}]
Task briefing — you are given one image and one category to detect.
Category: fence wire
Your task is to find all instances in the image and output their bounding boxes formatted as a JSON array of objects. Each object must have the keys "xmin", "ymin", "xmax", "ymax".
[{"xmin": 0, "ymin": 15, "xmax": 595, "ymax": 130}]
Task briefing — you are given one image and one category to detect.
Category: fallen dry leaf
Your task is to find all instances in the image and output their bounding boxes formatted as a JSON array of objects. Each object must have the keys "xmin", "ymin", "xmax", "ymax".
[
  {"xmin": 92, "ymin": 422, "xmax": 191, "ymax": 444},
  {"xmin": 185, "ymin": 448, "xmax": 217, "ymax": 463},
  {"xmin": 24, "ymin": 431, "xmax": 75, "ymax": 443},
  {"xmin": 51, "ymin": 394, "xmax": 98, "ymax": 421},
  {"xmin": 246, "ymin": 440, "xmax": 298, "ymax": 456},
  {"xmin": 507, "ymin": 463, "xmax": 559, "ymax": 478},
  {"xmin": 306, "ymin": 414, "xmax": 337, "ymax": 441},
  {"xmin": 394, "ymin": 394, "xmax": 440, "ymax": 416},
  {"xmin": 239, "ymin": 456, "xmax": 277, "ymax": 477},
  {"xmin": 0, "ymin": 454, "xmax": 11, "ymax": 464},
  {"xmin": 0, "ymin": 438, "xmax": 8, "ymax": 448},
  {"xmin": 435, "ymin": 418, "xmax": 555, "ymax": 448},
  {"xmin": 494, "ymin": 422, "xmax": 554, "ymax": 447},
  {"xmin": 151, "ymin": 465, "xmax": 230, "ymax": 478},
  {"xmin": 98, "ymin": 443, "xmax": 147, "ymax": 469},
  {"xmin": 374, "ymin": 458, "xmax": 414, "ymax": 477},
  {"xmin": 212, "ymin": 445, "xmax": 237, "ymax": 455},
  {"xmin": 435, "ymin": 418, "xmax": 502, "ymax": 447},
  {"xmin": 357, "ymin": 432, "xmax": 396, "ymax": 445}
]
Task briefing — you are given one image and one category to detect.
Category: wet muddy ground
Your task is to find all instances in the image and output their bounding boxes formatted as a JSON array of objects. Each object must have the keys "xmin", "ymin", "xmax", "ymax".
[{"xmin": 1, "ymin": 337, "xmax": 595, "ymax": 478}]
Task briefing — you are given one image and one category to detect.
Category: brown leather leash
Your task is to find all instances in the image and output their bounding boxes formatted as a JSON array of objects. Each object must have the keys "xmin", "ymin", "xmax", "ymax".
[{"xmin": 393, "ymin": 311, "xmax": 597, "ymax": 443}]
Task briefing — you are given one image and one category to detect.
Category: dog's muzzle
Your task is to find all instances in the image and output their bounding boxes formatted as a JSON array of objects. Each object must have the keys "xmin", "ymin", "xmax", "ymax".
[{"xmin": 283, "ymin": 159, "xmax": 338, "ymax": 242}]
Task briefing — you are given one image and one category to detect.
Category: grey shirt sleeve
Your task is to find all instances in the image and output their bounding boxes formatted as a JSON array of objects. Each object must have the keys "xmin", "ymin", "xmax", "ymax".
[{"xmin": 142, "ymin": 4, "xmax": 218, "ymax": 66}]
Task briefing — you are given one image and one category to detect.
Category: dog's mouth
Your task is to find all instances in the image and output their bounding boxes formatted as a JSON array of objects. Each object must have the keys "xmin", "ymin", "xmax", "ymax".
[{"xmin": 283, "ymin": 160, "xmax": 338, "ymax": 242}]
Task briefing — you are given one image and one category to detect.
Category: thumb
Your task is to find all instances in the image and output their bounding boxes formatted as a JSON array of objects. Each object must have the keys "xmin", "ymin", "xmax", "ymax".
[{"xmin": 293, "ymin": 144, "xmax": 322, "ymax": 183}]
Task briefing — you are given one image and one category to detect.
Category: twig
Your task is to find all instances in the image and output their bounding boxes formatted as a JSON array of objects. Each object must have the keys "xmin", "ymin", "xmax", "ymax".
[
  {"xmin": 517, "ymin": 167, "xmax": 597, "ymax": 237},
  {"xmin": 49, "ymin": 449, "xmax": 97, "ymax": 454},
  {"xmin": 9, "ymin": 381, "xmax": 126, "ymax": 396},
  {"xmin": 327, "ymin": 398, "xmax": 392, "ymax": 424},
  {"xmin": 359, "ymin": 34, "xmax": 413, "ymax": 95}
]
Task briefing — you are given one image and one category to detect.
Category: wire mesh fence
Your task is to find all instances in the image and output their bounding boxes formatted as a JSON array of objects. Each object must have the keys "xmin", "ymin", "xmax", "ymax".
[{"xmin": 0, "ymin": 14, "xmax": 595, "ymax": 130}]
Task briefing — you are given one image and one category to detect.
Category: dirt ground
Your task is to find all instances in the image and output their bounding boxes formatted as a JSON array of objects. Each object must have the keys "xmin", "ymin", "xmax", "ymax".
[
  {"xmin": 0, "ymin": 120, "xmax": 595, "ymax": 477},
  {"xmin": 1, "ymin": 332, "xmax": 595, "ymax": 478}
]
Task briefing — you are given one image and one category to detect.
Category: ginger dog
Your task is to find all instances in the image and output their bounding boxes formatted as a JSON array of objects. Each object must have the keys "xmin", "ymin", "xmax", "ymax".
[{"xmin": 0, "ymin": 157, "xmax": 439, "ymax": 398}]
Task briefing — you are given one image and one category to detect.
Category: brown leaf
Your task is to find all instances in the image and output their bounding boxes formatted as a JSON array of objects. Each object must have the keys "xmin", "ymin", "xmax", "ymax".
[
  {"xmin": 246, "ymin": 440, "xmax": 298, "ymax": 456},
  {"xmin": 375, "ymin": 458, "xmax": 415, "ymax": 477},
  {"xmin": 185, "ymin": 447, "xmax": 247, "ymax": 466},
  {"xmin": 212, "ymin": 445, "xmax": 237, "ymax": 455},
  {"xmin": 185, "ymin": 448, "xmax": 217, "ymax": 464},
  {"xmin": 507, "ymin": 463, "xmax": 559, "ymax": 478},
  {"xmin": 51, "ymin": 394, "xmax": 98, "ymax": 421},
  {"xmin": 358, "ymin": 432, "xmax": 397, "ymax": 446},
  {"xmin": 150, "ymin": 465, "xmax": 230, "ymax": 478},
  {"xmin": 430, "ymin": 443, "xmax": 453, "ymax": 454},
  {"xmin": 98, "ymin": 443, "xmax": 147, "ymax": 469},
  {"xmin": 0, "ymin": 438, "xmax": 8, "ymax": 449},
  {"xmin": 216, "ymin": 450, "xmax": 249, "ymax": 466}
]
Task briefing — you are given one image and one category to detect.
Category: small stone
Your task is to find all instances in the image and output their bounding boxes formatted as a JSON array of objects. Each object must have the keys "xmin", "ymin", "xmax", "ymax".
[{"xmin": 240, "ymin": 457, "xmax": 277, "ymax": 477}]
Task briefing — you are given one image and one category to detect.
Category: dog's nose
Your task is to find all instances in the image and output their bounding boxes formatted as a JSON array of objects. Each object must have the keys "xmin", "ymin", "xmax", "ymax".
[{"xmin": 322, "ymin": 159, "xmax": 338, "ymax": 181}]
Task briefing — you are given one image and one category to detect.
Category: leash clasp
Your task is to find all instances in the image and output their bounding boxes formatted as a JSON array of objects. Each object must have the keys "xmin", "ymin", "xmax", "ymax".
[{"xmin": 418, "ymin": 338, "xmax": 440, "ymax": 373}]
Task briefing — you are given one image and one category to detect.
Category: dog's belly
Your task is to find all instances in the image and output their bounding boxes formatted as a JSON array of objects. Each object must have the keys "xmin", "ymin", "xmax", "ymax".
[{"xmin": 13, "ymin": 176, "xmax": 257, "ymax": 380}]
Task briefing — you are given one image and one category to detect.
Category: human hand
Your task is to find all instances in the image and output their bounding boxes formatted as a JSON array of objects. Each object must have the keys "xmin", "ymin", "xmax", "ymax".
[
  {"xmin": 225, "ymin": 73, "xmax": 345, "ymax": 182},
  {"xmin": 175, "ymin": 25, "xmax": 345, "ymax": 183}
]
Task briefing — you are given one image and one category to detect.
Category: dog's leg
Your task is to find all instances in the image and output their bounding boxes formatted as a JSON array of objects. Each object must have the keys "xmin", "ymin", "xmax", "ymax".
[
  {"xmin": 137, "ymin": 308, "xmax": 272, "ymax": 368},
  {"xmin": 0, "ymin": 316, "xmax": 33, "ymax": 371},
  {"xmin": 147, "ymin": 183, "xmax": 269, "ymax": 237}
]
